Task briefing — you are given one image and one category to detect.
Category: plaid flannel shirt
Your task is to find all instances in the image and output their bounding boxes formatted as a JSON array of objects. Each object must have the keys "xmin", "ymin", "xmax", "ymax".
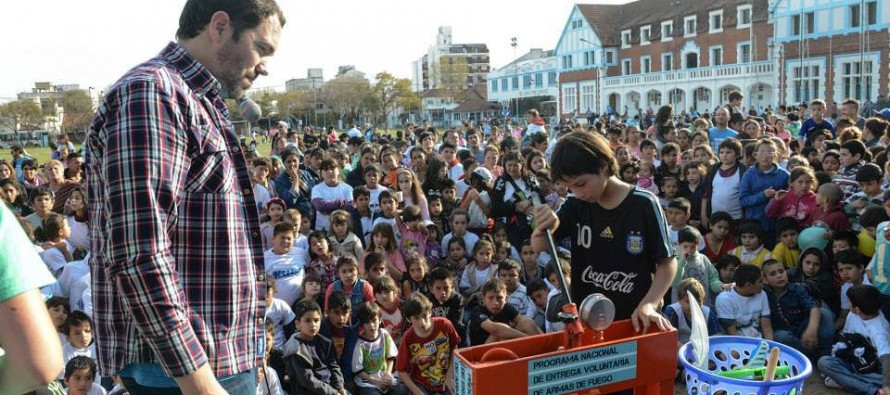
[{"xmin": 84, "ymin": 42, "xmax": 265, "ymax": 378}]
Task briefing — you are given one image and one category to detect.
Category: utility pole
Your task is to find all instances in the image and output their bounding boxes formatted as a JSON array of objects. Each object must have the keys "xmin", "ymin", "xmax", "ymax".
[{"xmin": 511, "ymin": 37, "xmax": 518, "ymax": 119}]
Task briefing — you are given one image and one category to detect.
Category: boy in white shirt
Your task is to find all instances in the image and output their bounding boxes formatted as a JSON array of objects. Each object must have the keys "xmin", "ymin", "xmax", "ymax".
[
  {"xmin": 59, "ymin": 312, "xmax": 99, "ymax": 383},
  {"xmin": 264, "ymin": 223, "xmax": 308, "ymax": 306},
  {"xmin": 818, "ymin": 285, "xmax": 890, "ymax": 394},
  {"xmin": 40, "ymin": 212, "xmax": 74, "ymax": 278},
  {"xmin": 311, "ymin": 158, "xmax": 354, "ymax": 231},
  {"xmin": 440, "ymin": 209, "xmax": 479, "ymax": 258},
  {"xmin": 64, "ymin": 356, "xmax": 107, "ymax": 395},
  {"xmin": 716, "ymin": 264, "xmax": 774, "ymax": 339}
]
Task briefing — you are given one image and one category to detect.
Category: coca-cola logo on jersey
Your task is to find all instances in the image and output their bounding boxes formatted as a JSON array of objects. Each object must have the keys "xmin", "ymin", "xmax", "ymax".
[{"xmin": 581, "ymin": 267, "xmax": 638, "ymax": 294}]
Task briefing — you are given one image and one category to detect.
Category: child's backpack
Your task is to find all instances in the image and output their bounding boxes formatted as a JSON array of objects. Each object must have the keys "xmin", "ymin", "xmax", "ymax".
[{"xmin": 831, "ymin": 332, "xmax": 880, "ymax": 373}]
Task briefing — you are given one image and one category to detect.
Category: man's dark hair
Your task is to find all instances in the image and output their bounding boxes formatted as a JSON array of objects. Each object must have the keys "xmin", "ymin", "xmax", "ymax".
[
  {"xmin": 860, "ymin": 206, "xmax": 889, "ymax": 228},
  {"xmin": 273, "ymin": 222, "xmax": 295, "ymax": 237},
  {"xmin": 835, "ymin": 250, "xmax": 866, "ymax": 268},
  {"xmin": 402, "ymin": 292, "xmax": 433, "ymax": 319},
  {"xmin": 733, "ymin": 264, "xmax": 762, "ymax": 287},
  {"xmin": 774, "ymin": 217, "xmax": 799, "ymax": 236},
  {"xmin": 352, "ymin": 185, "xmax": 370, "ymax": 199},
  {"xmin": 847, "ymin": 284, "xmax": 881, "ymax": 315},
  {"xmin": 526, "ymin": 278, "xmax": 549, "ymax": 297},
  {"xmin": 327, "ymin": 291, "xmax": 351, "ymax": 312},
  {"xmin": 293, "ymin": 299, "xmax": 322, "ymax": 321},
  {"xmin": 832, "ymin": 230, "xmax": 859, "ymax": 249},
  {"xmin": 354, "ymin": 301, "xmax": 381, "ymax": 324},
  {"xmin": 677, "ymin": 226, "xmax": 701, "ymax": 245},
  {"xmin": 551, "ymin": 131, "xmax": 617, "ymax": 181},
  {"xmin": 176, "ymin": 0, "xmax": 286, "ymax": 41},
  {"xmin": 855, "ymin": 163, "xmax": 882, "ymax": 182},
  {"xmin": 668, "ymin": 197, "xmax": 691, "ymax": 214},
  {"xmin": 64, "ymin": 355, "xmax": 97, "ymax": 380},
  {"xmin": 429, "ymin": 267, "xmax": 454, "ymax": 283}
]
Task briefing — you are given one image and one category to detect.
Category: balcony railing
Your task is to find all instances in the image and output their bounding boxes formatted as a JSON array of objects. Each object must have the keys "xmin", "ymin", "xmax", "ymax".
[{"xmin": 603, "ymin": 60, "xmax": 774, "ymax": 88}]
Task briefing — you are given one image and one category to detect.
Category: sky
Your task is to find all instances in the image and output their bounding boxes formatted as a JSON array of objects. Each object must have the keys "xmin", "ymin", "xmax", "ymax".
[{"xmin": 0, "ymin": 0, "xmax": 627, "ymax": 101}]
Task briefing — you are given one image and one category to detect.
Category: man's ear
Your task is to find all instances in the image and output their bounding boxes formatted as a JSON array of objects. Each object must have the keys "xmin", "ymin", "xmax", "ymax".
[{"xmin": 207, "ymin": 11, "xmax": 232, "ymax": 44}]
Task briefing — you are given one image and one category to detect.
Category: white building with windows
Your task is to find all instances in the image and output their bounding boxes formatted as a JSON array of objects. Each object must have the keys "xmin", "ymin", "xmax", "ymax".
[{"xmin": 487, "ymin": 48, "xmax": 558, "ymax": 116}]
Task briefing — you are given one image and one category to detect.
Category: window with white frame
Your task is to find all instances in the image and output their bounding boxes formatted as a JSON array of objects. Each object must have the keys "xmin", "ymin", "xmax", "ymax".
[
  {"xmin": 852, "ymin": 2, "xmax": 879, "ymax": 27},
  {"xmin": 791, "ymin": 63, "xmax": 820, "ymax": 103},
  {"xmin": 684, "ymin": 15, "xmax": 697, "ymax": 37},
  {"xmin": 804, "ymin": 12, "xmax": 814, "ymax": 34},
  {"xmin": 548, "ymin": 72, "xmax": 557, "ymax": 86},
  {"xmin": 640, "ymin": 26, "xmax": 651, "ymax": 45},
  {"xmin": 851, "ymin": 3, "xmax": 862, "ymax": 27},
  {"xmin": 648, "ymin": 91, "xmax": 662, "ymax": 107},
  {"xmin": 866, "ymin": 1, "xmax": 877, "ymax": 25},
  {"xmin": 840, "ymin": 60, "xmax": 874, "ymax": 100},
  {"xmin": 584, "ymin": 52, "xmax": 590, "ymax": 66},
  {"xmin": 738, "ymin": 42, "xmax": 751, "ymax": 63},
  {"xmin": 737, "ymin": 5, "xmax": 752, "ymax": 28},
  {"xmin": 791, "ymin": 14, "xmax": 801, "ymax": 35},
  {"xmin": 512, "ymin": 76, "xmax": 518, "ymax": 89},
  {"xmin": 621, "ymin": 30, "xmax": 631, "ymax": 48},
  {"xmin": 622, "ymin": 59, "xmax": 632, "ymax": 75},
  {"xmin": 709, "ymin": 10, "xmax": 723, "ymax": 33},
  {"xmin": 563, "ymin": 86, "xmax": 577, "ymax": 114},
  {"xmin": 641, "ymin": 56, "xmax": 651, "ymax": 74},
  {"xmin": 661, "ymin": 21, "xmax": 673, "ymax": 41},
  {"xmin": 662, "ymin": 53, "xmax": 674, "ymax": 71},
  {"xmin": 605, "ymin": 49, "xmax": 616, "ymax": 65},
  {"xmin": 523, "ymin": 75, "xmax": 532, "ymax": 89},
  {"xmin": 501, "ymin": 79, "xmax": 507, "ymax": 91},
  {"xmin": 492, "ymin": 81, "xmax": 498, "ymax": 92},
  {"xmin": 710, "ymin": 46, "xmax": 724, "ymax": 66},
  {"xmin": 581, "ymin": 85, "xmax": 595, "ymax": 112}
]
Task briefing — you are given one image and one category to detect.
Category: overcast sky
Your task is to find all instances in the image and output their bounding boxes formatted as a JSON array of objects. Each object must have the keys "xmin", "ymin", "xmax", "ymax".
[{"xmin": 0, "ymin": 0, "xmax": 628, "ymax": 100}]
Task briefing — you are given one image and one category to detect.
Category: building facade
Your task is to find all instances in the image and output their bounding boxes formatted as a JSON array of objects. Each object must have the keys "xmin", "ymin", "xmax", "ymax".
[
  {"xmin": 773, "ymin": 0, "xmax": 890, "ymax": 108},
  {"xmin": 285, "ymin": 68, "xmax": 324, "ymax": 92},
  {"xmin": 412, "ymin": 27, "xmax": 491, "ymax": 93},
  {"xmin": 555, "ymin": 0, "xmax": 777, "ymax": 117},
  {"xmin": 487, "ymin": 48, "xmax": 558, "ymax": 117}
]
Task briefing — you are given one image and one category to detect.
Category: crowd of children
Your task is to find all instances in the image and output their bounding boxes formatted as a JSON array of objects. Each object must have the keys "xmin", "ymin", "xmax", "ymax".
[{"xmin": 3, "ymin": 97, "xmax": 890, "ymax": 394}]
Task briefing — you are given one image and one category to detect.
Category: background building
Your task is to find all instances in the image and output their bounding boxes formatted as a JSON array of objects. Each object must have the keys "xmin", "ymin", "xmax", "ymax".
[
  {"xmin": 487, "ymin": 48, "xmax": 558, "ymax": 118},
  {"xmin": 773, "ymin": 0, "xmax": 890, "ymax": 109},
  {"xmin": 412, "ymin": 26, "xmax": 491, "ymax": 93},
  {"xmin": 555, "ymin": 0, "xmax": 776, "ymax": 118}
]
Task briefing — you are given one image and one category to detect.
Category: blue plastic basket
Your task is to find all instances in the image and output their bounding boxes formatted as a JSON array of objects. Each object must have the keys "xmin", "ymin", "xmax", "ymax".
[{"xmin": 678, "ymin": 336, "xmax": 812, "ymax": 395}]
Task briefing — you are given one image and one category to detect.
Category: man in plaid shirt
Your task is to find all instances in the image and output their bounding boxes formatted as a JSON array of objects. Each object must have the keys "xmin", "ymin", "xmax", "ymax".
[{"xmin": 84, "ymin": 0, "xmax": 285, "ymax": 392}]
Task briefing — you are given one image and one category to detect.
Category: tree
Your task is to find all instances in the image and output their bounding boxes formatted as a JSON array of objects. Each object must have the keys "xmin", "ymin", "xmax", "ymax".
[
  {"xmin": 59, "ymin": 90, "xmax": 94, "ymax": 137},
  {"xmin": 0, "ymin": 100, "xmax": 43, "ymax": 141},
  {"xmin": 321, "ymin": 75, "xmax": 373, "ymax": 125},
  {"xmin": 372, "ymin": 72, "xmax": 418, "ymax": 129},
  {"xmin": 435, "ymin": 56, "xmax": 469, "ymax": 101}
]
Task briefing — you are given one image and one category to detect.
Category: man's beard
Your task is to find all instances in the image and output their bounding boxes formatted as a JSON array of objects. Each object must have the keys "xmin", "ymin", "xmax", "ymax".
[{"xmin": 215, "ymin": 41, "xmax": 247, "ymax": 99}]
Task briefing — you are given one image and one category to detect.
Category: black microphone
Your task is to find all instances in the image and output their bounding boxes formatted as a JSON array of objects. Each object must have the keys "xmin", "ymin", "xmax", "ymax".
[{"xmin": 238, "ymin": 96, "xmax": 262, "ymax": 123}]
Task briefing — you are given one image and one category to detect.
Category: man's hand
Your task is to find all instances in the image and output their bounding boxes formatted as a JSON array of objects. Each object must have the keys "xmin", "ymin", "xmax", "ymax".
[
  {"xmin": 801, "ymin": 328, "xmax": 819, "ymax": 349},
  {"xmin": 764, "ymin": 188, "xmax": 776, "ymax": 198},
  {"xmin": 174, "ymin": 365, "xmax": 227, "ymax": 395},
  {"xmin": 532, "ymin": 204, "xmax": 558, "ymax": 233},
  {"xmin": 631, "ymin": 302, "xmax": 672, "ymax": 333}
]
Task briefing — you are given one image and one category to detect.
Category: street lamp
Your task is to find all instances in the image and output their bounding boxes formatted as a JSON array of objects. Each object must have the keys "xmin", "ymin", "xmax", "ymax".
[{"xmin": 511, "ymin": 37, "xmax": 518, "ymax": 119}]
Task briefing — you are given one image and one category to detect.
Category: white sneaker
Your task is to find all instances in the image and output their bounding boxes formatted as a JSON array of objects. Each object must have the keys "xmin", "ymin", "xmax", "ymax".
[{"xmin": 823, "ymin": 377, "xmax": 842, "ymax": 389}]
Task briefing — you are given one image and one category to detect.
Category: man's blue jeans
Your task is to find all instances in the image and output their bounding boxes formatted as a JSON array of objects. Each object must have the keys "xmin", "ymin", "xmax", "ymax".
[
  {"xmin": 773, "ymin": 306, "xmax": 835, "ymax": 361},
  {"xmin": 818, "ymin": 356, "xmax": 884, "ymax": 395},
  {"xmin": 120, "ymin": 367, "xmax": 256, "ymax": 395}
]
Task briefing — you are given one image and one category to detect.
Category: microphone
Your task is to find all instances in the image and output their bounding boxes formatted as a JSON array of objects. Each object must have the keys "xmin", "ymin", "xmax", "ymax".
[{"xmin": 238, "ymin": 96, "xmax": 262, "ymax": 123}]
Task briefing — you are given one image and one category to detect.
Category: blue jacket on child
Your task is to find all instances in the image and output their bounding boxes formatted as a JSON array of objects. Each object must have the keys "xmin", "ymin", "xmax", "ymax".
[{"xmin": 739, "ymin": 163, "xmax": 789, "ymax": 233}]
